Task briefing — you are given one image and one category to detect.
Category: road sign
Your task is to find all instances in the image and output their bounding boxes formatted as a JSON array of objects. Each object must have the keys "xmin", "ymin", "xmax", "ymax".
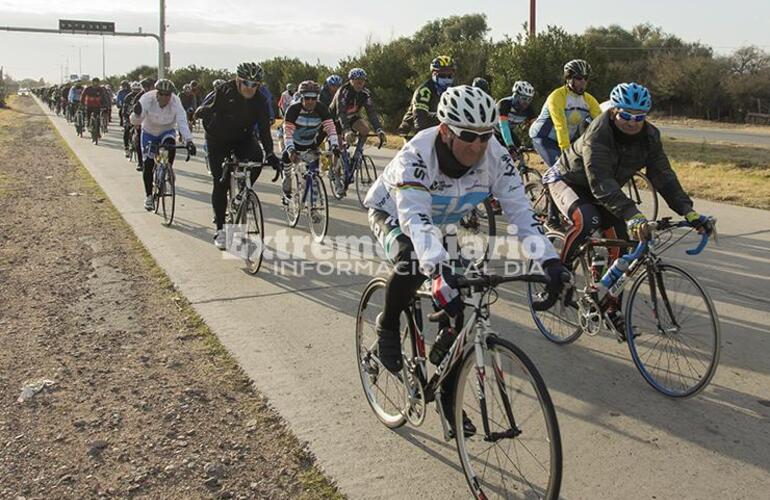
[{"xmin": 59, "ymin": 20, "xmax": 115, "ymax": 33}]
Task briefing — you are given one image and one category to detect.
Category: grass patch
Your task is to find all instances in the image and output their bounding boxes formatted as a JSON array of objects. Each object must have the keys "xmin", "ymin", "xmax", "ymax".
[{"xmin": 663, "ymin": 137, "xmax": 770, "ymax": 209}]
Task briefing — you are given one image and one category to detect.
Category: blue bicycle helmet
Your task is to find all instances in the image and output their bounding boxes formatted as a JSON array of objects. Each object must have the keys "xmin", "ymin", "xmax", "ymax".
[
  {"xmin": 326, "ymin": 74, "xmax": 342, "ymax": 86},
  {"xmin": 609, "ymin": 82, "xmax": 652, "ymax": 112},
  {"xmin": 348, "ymin": 68, "xmax": 367, "ymax": 80}
]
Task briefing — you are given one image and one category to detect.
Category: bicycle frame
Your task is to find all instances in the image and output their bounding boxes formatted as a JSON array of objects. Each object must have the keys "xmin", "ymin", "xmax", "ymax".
[{"xmin": 296, "ymin": 150, "xmax": 322, "ymax": 207}]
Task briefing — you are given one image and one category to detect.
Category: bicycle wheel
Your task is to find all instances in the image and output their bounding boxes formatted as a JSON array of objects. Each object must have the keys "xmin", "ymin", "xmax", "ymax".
[
  {"xmin": 525, "ymin": 181, "xmax": 548, "ymax": 223},
  {"xmin": 527, "ymin": 231, "xmax": 585, "ymax": 344},
  {"xmin": 454, "ymin": 335, "xmax": 562, "ymax": 500},
  {"xmin": 327, "ymin": 156, "xmax": 344, "ymax": 200},
  {"xmin": 236, "ymin": 190, "xmax": 265, "ymax": 274},
  {"xmin": 456, "ymin": 198, "xmax": 496, "ymax": 265},
  {"xmin": 624, "ymin": 172, "xmax": 658, "ymax": 221},
  {"xmin": 355, "ymin": 278, "xmax": 412, "ymax": 429},
  {"xmin": 625, "ymin": 263, "xmax": 720, "ymax": 398},
  {"xmin": 307, "ymin": 175, "xmax": 329, "ymax": 243},
  {"xmin": 355, "ymin": 155, "xmax": 377, "ymax": 208},
  {"xmin": 159, "ymin": 166, "xmax": 175, "ymax": 226},
  {"xmin": 283, "ymin": 172, "xmax": 301, "ymax": 228}
]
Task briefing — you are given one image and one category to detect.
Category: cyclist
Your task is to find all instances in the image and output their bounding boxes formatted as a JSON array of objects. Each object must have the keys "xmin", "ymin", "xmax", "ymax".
[
  {"xmin": 189, "ymin": 80, "xmax": 203, "ymax": 109},
  {"xmin": 122, "ymin": 81, "xmax": 144, "ymax": 158},
  {"xmin": 495, "ymin": 81, "xmax": 537, "ymax": 156},
  {"xmin": 130, "ymin": 79, "xmax": 196, "ymax": 212},
  {"xmin": 471, "ymin": 77, "xmax": 490, "ymax": 95},
  {"xmin": 364, "ymin": 85, "xmax": 567, "ymax": 374},
  {"xmin": 68, "ymin": 82, "xmax": 84, "ymax": 120},
  {"xmin": 194, "ymin": 62, "xmax": 281, "ymax": 250},
  {"xmin": 398, "ymin": 56, "xmax": 456, "ymax": 137},
  {"xmin": 529, "ymin": 59, "xmax": 602, "ymax": 167},
  {"xmin": 116, "ymin": 80, "xmax": 131, "ymax": 126},
  {"xmin": 280, "ymin": 80, "xmax": 340, "ymax": 202},
  {"xmin": 330, "ymin": 68, "xmax": 386, "ymax": 152},
  {"xmin": 80, "ymin": 77, "xmax": 106, "ymax": 135},
  {"xmin": 180, "ymin": 84, "xmax": 197, "ymax": 124},
  {"xmin": 319, "ymin": 74, "xmax": 342, "ymax": 107},
  {"xmin": 541, "ymin": 82, "xmax": 713, "ymax": 333},
  {"xmin": 278, "ymin": 83, "xmax": 296, "ymax": 118}
]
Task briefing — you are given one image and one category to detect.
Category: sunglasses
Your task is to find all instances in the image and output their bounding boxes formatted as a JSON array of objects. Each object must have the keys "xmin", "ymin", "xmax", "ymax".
[
  {"xmin": 448, "ymin": 124, "xmax": 494, "ymax": 143},
  {"xmin": 617, "ymin": 109, "xmax": 647, "ymax": 122},
  {"xmin": 301, "ymin": 94, "xmax": 319, "ymax": 101},
  {"xmin": 240, "ymin": 79, "xmax": 260, "ymax": 88}
]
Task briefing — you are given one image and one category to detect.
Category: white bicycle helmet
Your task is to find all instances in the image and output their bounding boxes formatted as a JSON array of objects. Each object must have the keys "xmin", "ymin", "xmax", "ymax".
[
  {"xmin": 512, "ymin": 80, "xmax": 535, "ymax": 98},
  {"xmin": 437, "ymin": 85, "xmax": 497, "ymax": 130}
]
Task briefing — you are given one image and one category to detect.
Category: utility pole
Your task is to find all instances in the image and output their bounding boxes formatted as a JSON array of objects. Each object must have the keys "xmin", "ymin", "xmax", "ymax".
[
  {"xmin": 529, "ymin": 0, "xmax": 536, "ymax": 38},
  {"xmin": 102, "ymin": 35, "xmax": 105, "ymax": 79},
  {"xmin": 159, "ymin": 0, "xmax": 166, "ymax": 79}
]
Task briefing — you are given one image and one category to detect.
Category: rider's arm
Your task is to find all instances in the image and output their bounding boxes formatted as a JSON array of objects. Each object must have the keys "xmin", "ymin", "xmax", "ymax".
[
  {"xmin": 259, "ymin": 86, "xmax": 275, "ymax": 121},
  {"xmin": 644, "ymin": 129, "xmax": 694, "ymax": 216},
  {"xmin": 390, "ymin": 150, "xmax": 447, "ymax": 275},
  {"xmin": 317, "ymin": 102, "xmax": 339, "ymax": 145},
  {"xmin": 548, "ymin": 88, "xmax": 571, "ymax": 150},
  {"xmin": 172, "ymin": 96, "xmax": 193, "ymax": 143},
  {"xmin": 497, "ymin": 99, "xmax": 517, "ymax": 148},
  {"xmin": 195, "ymin": 86, "xmax": 220, "ymax": 122},
  {"xmin": 586, "ymin": 92, "xmax": 603, "ymax": 120},
  {"xmin": 489, "ymin": 144, "xmax": 559, "ymax": 264},
  {"xmin": 282, "ymin": 104, "xmax": 299, "ymax": 150},
  {"xmin": 413, "ymin": 85, "xmax": 435, "ymax": 132},
  {"xmin": 362, "ymin": 90, "xmax": 383, "ymax": 131}
]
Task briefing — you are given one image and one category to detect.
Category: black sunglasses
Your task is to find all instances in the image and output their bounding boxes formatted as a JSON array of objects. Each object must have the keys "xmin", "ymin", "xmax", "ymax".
[
  {"xmin": 448, "ymin": 125, "xmax": 494, "ymax": 143},
  {"xmin": 240, "ymin": 79, "xmax": 260, "ymax": 88}
]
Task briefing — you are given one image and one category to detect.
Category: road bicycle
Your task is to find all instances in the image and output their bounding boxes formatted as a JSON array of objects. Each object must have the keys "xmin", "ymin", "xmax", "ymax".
[
  {"xmin": 283, "ymin": 149, "xmax": 330, "ymax": 243},
  {"xmin": 74, "ymin": 105, "xmax": 85, "ymax": 138},
  {"xmin": 356, "ymin": 264, "xmax": 563, "ymax": 499},
  {"xmin": 327, "ymin": 133, "xmax": 383, "ymax": 207},
  {"xmin": 88, "ymin": 109, "xmax": 101, "ymax": 145},
  {"xmin": 527, "ymin": 217, "xmax": 720, "ymax": 397},
  {"xmin": 151, "ymin": 143, "xmax": 192, "ymax": 226},
  {"xmin": 218, "ymin": 155, "xmax": 267, "ymax": 274}
]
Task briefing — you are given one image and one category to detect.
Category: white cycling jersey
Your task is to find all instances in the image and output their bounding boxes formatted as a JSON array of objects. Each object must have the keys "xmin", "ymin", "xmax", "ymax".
[
  {"xmin": 364, "ymin": 127, "xmax": 558, "ymax": 273},
  {"xmin": 130, "ymin": 90, "xmax": 192, "ymax": 142}
]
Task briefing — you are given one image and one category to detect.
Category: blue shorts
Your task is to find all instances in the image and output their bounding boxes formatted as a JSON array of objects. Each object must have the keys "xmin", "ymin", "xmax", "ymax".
[{"xmin": 141, "ymin": 129, "xmax": 176, "ymax": 159}]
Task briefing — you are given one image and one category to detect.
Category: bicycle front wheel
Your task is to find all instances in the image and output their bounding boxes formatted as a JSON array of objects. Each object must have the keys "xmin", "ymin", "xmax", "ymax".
[
  {"xmin": 160, "ymin": 167, "xmax": 175, "ymax": 226},
  {"xmin": 236, "ymin": 190, "xmax": 265, "ymax": 274},
  {"xmin": 307, "ymin": 175, "xmax": 329, "ymax": 243},
  {"xmin": 283, "ymin": 172, "xmax": 301, "ymax": 228},
  {"xmin": 355, "ymin": 278, "xmax": 410, "ymax": 429},
  {"xmin": 454, "ymin": 335, "xmax": 562, "ymax": 500},
  {"xmin": 626, "ymin": 263, "xmax": 720, "ymax": 398},
  {"xmin": 355, "ymin": 155, "xmax": 377, "ymax": 208}
]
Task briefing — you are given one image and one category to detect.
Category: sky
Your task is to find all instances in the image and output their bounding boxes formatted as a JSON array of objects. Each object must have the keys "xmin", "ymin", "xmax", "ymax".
[{"xmin": 2, "ymin": 0, "xmax": 770, "ymax": 83}]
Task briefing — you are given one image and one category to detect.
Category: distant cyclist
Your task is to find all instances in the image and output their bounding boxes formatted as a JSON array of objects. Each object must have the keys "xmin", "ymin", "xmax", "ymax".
[
  {"xmin": 329, "ymin": 68, "xmax": 386, "ymax": 150},
  {"xmin": 320, "ymin": 74, "xmax": 342, "ymax": 108},
  {"xmin": 529, "ymin": 59, "xmax": 601, "ymax": 167},
  {"xmin": 398, "ymin": 55, "xmax": 456, "ymax": 137},
  {"xmin": 495, "ymin": 81, "xmax": 537, "ymax": 157}
]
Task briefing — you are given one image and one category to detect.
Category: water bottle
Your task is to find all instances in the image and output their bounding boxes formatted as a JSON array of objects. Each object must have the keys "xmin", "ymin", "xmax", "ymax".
[
  {"xmin": 429, "ymin": 327, "xmax": 457, "ymax": 365},
  {"xmin": 598, "ymin": 257, "xmax": 630, "ymax": 298}
]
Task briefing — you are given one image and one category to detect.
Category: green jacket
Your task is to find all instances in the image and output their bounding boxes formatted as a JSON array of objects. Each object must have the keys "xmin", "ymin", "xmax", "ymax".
[{"xmin": 558, "ymin": 111, "xmax": 693, "ymax": 220}]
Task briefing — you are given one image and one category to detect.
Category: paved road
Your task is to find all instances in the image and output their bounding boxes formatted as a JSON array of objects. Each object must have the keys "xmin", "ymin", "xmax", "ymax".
[
  {"xmin": 658, "ymin": 124, "xmax": 770, "ymax": 147},
  {"xmin": 36, "ymin": 98, "xmax": 770, "ymax": 499}
]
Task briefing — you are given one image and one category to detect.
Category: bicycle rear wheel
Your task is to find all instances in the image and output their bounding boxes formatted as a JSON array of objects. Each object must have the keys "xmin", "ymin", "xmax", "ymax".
[
  {"xmin": 355, "ymin": 155, "xmax": 377, "ymax": 208},
  {"xmin": 527, "ymin": 231, "xmax": 585, "ymax": 344},
  {"xmin": 307, "ymin": 175, "xmax": 329, "ymax": 243},
  {"xmin": 236, "ymin": 190, "xmax": 265, "ymax": 274},
  {"xmin": 624, "ymin": 172, "xmax": 658, "ymax": 221},
  {"xmin": 454, "ymin": 335, "xmax": 562, "ymax": 500},
  {"xmin": 456, "ymin": 198, "xmax": 496, "ymax": 265},
  {"xmin": 625, "ymin": 263, "xmax": 720, "ymax": 397},
  {"xmin": 355, "ymin": 278, "xmax": 412, "ymax": 429}
]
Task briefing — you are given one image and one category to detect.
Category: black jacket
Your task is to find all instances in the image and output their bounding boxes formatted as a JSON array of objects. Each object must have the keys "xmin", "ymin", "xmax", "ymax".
[
  {"xmin": 196, "ymin": 80, "xmax": 273, "ymax": 153},
  {"xmin": 559, "ymin": 111, "xmax": 693, "ymax": 220}
]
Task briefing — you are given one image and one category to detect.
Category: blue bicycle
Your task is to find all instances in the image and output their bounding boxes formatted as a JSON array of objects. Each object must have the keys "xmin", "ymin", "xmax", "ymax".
[
  {"xmin": 283, "ymin": 149, "xmax": 329, "ymax": 243},
  {"xmin": 327, "ymin": 133, "xmax": 383, "ymax": 207},
  {"xmin": 527, "ymin": 217, "xmax": 720, "ymax": 398}
]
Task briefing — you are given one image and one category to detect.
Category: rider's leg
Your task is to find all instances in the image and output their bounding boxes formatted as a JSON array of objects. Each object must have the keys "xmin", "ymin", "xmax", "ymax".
[
  {"xmin": 351, "ymin": 117, "xmax": 369, "ymax": 153},
  {"xmin": 369, "ymin": 209, "xmax": 427, "ymax": 372},
  {"xmin": 206, "ymin": 144, "xmax": 229, "ymax": 231},
  {"xmin": 140, "ymin": 132, "xmax": 158, "ymax": 197},
  {"xmin": 549, "ymin": 181, "xmax": 601, "ymax": 266},
  {"xmin": 234, "ymin": 136, "xmax": 263, "ymax": 185}
]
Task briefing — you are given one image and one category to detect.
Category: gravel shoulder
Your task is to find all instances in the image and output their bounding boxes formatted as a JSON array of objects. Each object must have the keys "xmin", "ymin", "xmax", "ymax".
[{"xmin": 0, "ymin": 95, "xmax": 342, "ymax": 499}]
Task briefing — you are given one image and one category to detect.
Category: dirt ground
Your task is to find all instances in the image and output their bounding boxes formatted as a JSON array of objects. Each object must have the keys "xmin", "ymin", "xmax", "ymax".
[{"xmin": 0, "ymin": 96, "xmax": 341, "ymax": 498}]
